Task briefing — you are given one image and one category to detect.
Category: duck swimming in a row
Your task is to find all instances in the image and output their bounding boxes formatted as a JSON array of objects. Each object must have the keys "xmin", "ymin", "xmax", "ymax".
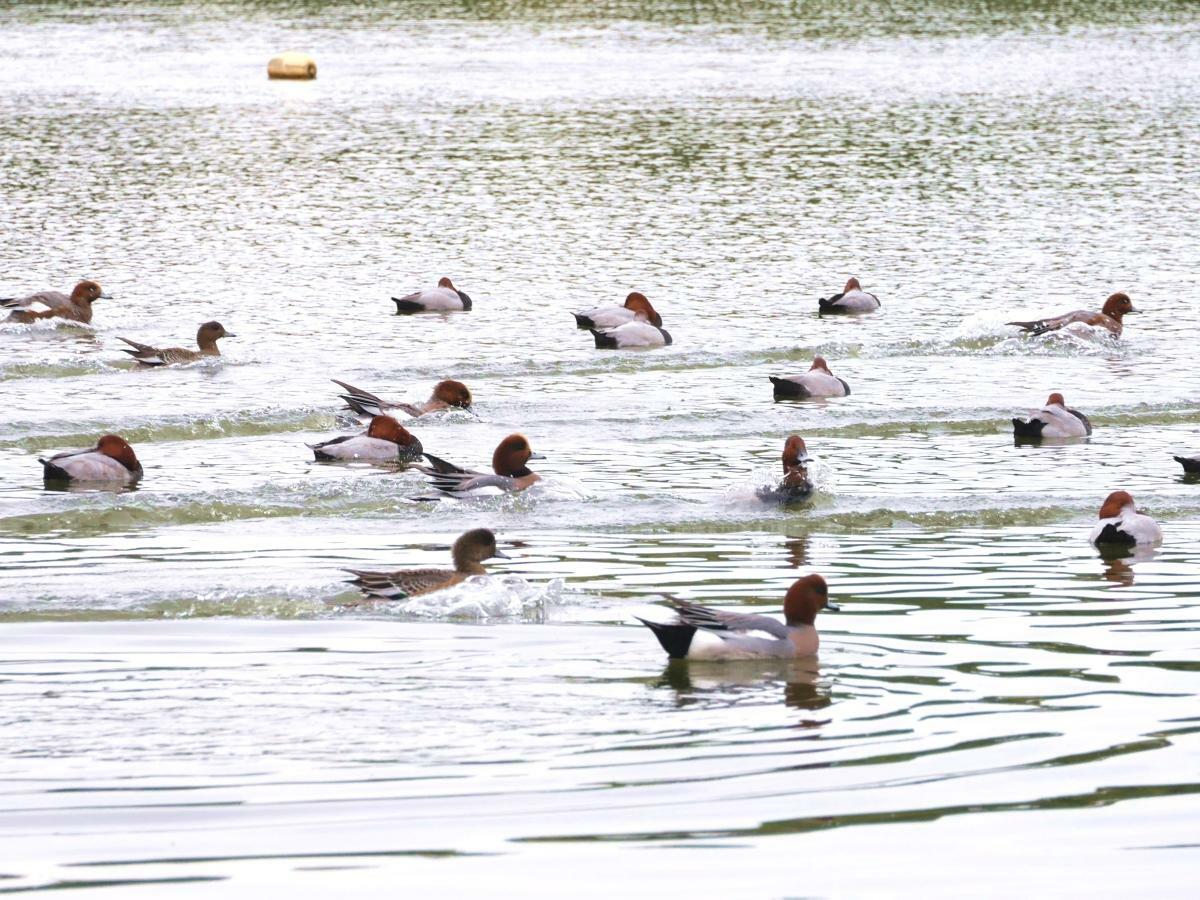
[
  {"xmin": 118, "ymin": 321, "xmax": 234, "ymax": 366},
  {"xmin": 40, "ymin": 435, "xmax": 142, "ymax": 484},
  {"xmin": 637, "ymin": 574, "xmax": 838, "ymax": 660},
  {"xmin": 2, "ymin": 280, "xmax": 109, "ymax": 325},
  {"xmin": 1012, "ymin": 392, "xmax": 1092, "ymax": 440},
  {"xmin": 393, "ymin": 277, "xmax": 472, "ymax": 313},
  {"xmin": 1008, "ymin": 292, "xmax": 1138, "ymax": 338},
  {"xmin": 345, "ymin": 528, "xmax": 508, "ymax": 600},
  {"xmin": 1089, "ymin": 491, "xmax": 1161, "ymax": 547},
  {"xmin": 308, "ymin": 415, "xmax": 424, "ymax": 463},
  {"xmin": 770, "ymin": 356, "xmax": 851, "ymax": 399},
  {"xmin": 332, "ymin": 378, "xmax": 473, "ymax": 418},
  {"xmin": 818, "ymin": 277, "xmax": 880, "ymax": 314},
  {"xmin": 416, "ymin": 433, "xmax": 543, "ymax": 497}
]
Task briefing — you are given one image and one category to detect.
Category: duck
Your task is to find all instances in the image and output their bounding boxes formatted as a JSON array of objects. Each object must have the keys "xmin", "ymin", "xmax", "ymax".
[
  {"xmin": 756, "ymin": 436, "xmax": 814, "ymax": 504},
  {"xmin": 331, "ymin": 378, "xmax": 473, "ymax": 419},
  {"xmin": 1012, "ymin": 392, "xmax": 1093, "ymax": 440},
  {"xmin": 573, "ymin": 291, "xmax": 663, "ymax": 330},
  {"xmin": 344, "ymin": 528, "xmax": 510, "ymax": 600},
  {"xmin": 2, "ymin": 280, "xmax": 109, "ymax": 324},
  {"xmin": 1173, "ymin": 454, "xmax": 1200, "ymax": 474},
  {"xmin": 636, "ymin": 574, "xmax": 839, "ymax": 660},
  {"xmin": 1088, "ymin": 491, "xmax": 1162, "ymax": 547},
  {"xmin": 416, "ymin": 433, "xmax": 543, "ymax": 497},
  {"xmin": 769, "ymin": 356, "xmax": 850, "ymax": 399},
  {"xmin": 392, "ymin": 277, "xmax": 472, "ymax": 313},
  {"xmin": 590, "ymin": 320, "xmax": 673, "ymax": 349},
  {"xmin": 1008, "ymin": 292, "xmax": 1138, "ymax": 338},
  {"xmin": 117, "ymin": 321, "xmax": 234, "ymax": 366},
  {"xmin": 818, "ymin": 277, "xmax": 880, "ymax": 314},
  {"xmin": 307, "ymin": 415, "xmax": 423, "ymax": 463},
  {"xmin": 39, "ymin": 434, "xmax": 142, "ymax": 483}
]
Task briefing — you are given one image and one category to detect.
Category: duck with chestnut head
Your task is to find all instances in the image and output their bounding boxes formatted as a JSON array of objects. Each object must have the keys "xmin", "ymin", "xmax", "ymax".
[
  {"xmin": 2, "ymin": 280, "xmax": 110, "ymax": 325},
  {"xmin": 1088, "ymin": 491, "xmax": 1161, "ymax": 548},
  {"xmin": 1012, "ymin": 392, "xmax": 1092, "ymax": 441},
  {"xmin": 392, "ymin": 277, "xmax": 472, "ymax": 313},
  {"xmin": 637, "ymin": 574, "xmax": 840, "ymax": 660},
  {"xmin": 40, "ymin": 434, "xmax": 142, "ymax": 484},
  {"xmin": 416, "ymin": 433, "xmax": 544, "ymax": 497},
  {"xmin": 574, "ymin": 290, "xmax": 664, "ymax": 330},
  {"xmin": 1009, "ymin": 292, "xmax": 1138, "ymax": 338},
  {"xmin": 818, "ymin": 277, "xmax": 880, "ymax": 314},
  {"xmin": 331, "ymin": 378, "xmax": 473, "ymax": 419},
  {"xmin": 769, "ymin": 356, "xmax": 851, "ymax": 400},
  {"xmin": 307, "ymin": 415, "xmax": 423, "ymax": 463}
]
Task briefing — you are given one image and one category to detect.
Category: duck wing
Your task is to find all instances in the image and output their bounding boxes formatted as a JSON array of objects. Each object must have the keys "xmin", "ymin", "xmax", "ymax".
[
  {"xmin": 344, "ymin": 567, "xmax": 457, "ymax": 600},
  {"xmin": 670, "ymin": 599, "xmax": 790, "ymax": 639}
]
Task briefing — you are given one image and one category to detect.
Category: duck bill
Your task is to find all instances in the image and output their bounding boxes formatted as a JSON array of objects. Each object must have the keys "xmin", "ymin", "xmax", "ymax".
[
  {"xmin": 491, "ymin": 550, "xmax": 511, "ymax": 560},
  {"xmin": 529, "ymin": 452, "xmax": 546, "ymax": 460},
  {"xmin": 1124, "ymin": 307, "xmax": 1140, "ymax": 314},
  {"xmin": 223, "ymin": 332, "xmax": 238, "ymax": 338},
  {"xmin": 98, "ymin": 292, "xmax": 112, "ymax": 300},
  {"xmin": 825, "ymin": 600, "xmax": 842, "ymax": 612}
]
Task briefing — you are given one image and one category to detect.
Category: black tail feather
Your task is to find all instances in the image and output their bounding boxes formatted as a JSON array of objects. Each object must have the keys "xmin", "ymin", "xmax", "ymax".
[
  {"xmin": 590, "ymin": 329, "xmax": 618, "ymax": 349},
  {"xmin": 770, "ymin": 376, "xmax": 810, "ymax": 399},
  {"xmin": 573, "ymin": 313, "xmax": 595, "ymax": 329},
  {"xmin": 1094, "ymin": 523, "xmax": 1136, "ymax": 547},
  {"xmin": 1012, "ymin": 417, "xmax": 1047, "ymax": 440},
  {"xmin": 636, "ymin": 617, "xmax": 696, "ymax": 659},
  {"xmin": 393, "ymin": 297, "xmax": 425, "ymax": 313},
  {"xmin": 1174, "ymin": 456, "xmax": 1200, "ymax": 474}
]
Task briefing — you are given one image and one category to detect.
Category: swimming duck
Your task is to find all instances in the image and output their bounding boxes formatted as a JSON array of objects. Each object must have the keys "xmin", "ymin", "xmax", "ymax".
[
  {"xmin": 769, "ymin": 356, "xmax": 850, "ymax": 399},
  {"xmin": 345, "ymin": 528, "xmax": 509, "ymax": 600},
  {"xmin": 392, "ymin": 277, "xmax": 472, "ymax": 313},
  {"xmin": 636, "ymin": 574, "xmax": 839, "ymax": 660},
  {"xmin": 818, "ymin": 277, "xmax": 879, "ymax": 314},
  {"xmin": 1008, "ymin": 292, "xmax": 1138, "ymax": 338},
  {"xmin": 1173, "ymin": 454, "xmax": 1200, "ymax": 474},
  {"xmin": 118, "ymin": 321, "xmax": 234, "ymax": 366},
  {"xmin": 39, "ymin": 434, "xmax": 142, "ymax": 483},
  {"xmin": 417, "ymin": 433, "xmax": 543, "ymax": 496},
  {"xmin": 590, "ymin": 321, "xmax": 673, "ymax": 349},
  {"xmin": 307, "ymin": 415, "xmax": 423, "ymax": 463},
  {"xmin": 573, "ymin": 291, "xmax": 663, "ymax": 330},
  {"xmin": 1088, "ymin": 491, "xmax": 1162, "ymax": 547},
  {"xmin": 1012, "ymin": 392, "xmax": 1093, "ymax": 440},
  {"xmin": 756, "ymin": 436, "xmax": 814, "ymax": 504},
  {"xmin": 2, "ymin": 280, "xmax": 109, "ymax": 324},
  {"xmin": 331, "ymin": 378, "xmax": 473, "ymax": 418}
]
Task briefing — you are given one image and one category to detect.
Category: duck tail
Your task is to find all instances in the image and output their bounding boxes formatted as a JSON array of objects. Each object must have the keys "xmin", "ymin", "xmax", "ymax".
[
  {"xmin": 331, "ymin": 379, "xmax": 386, "ymax": 417},
  {"xmin": 1007, "ymin": 319, "xmax": 1050, "ymax": 335},
  {"xmin": 635, "ymin": 617, "xmax": 696, "ymax": 660},
  {"xmin": 573, "ymin": 313, "xmax": 595, "ymax": 329},
  {"xmin": 39, "ymin": 458, "xmax": 70, "ymax": 481},
  {"xmin": 1174, "ymin": 456, "xmax": 1200, "ymax": 474},
  {"xmin": 392, "ymin": 297, "xmax": 425, "ymax": 314},
  {"xmin": 1011, "ymin": 417, "xmax": 1046, "ymax": 441},
  {"xmin": 590, "ymin": 329, "xmax": 618, "ymax": 349},
  {"xmin": 769, "ymin": 376, "xmax": 809, "ymax": 399}
]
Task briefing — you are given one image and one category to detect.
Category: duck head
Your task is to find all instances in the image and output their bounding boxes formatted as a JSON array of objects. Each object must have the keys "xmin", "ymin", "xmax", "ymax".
[
  {"xmin": 493, "ymin": 433, "xmax": 544, "ymax": 476},
  {"xmin": 783, "ymin": 573, "xmax": 838, "ymax": 625},
  {"xmin": 367, "ymin": 415, "xmax": 419, "ymax": 447},
  {"xmin": 72, "ymin": 280, "xmax": 111, "ymax": 305},
  {"xmin": 95, "ymin": 434, "xmax": 141, "ymax": 473},
  {"xmin": 1102, "ymin": 292, "xmax": 1137, "ymax": 320},
  {"xmin": 432, "ymin": 379, "xmax": 472, "ymax": 408},
  {"xmin": 1046, "ymin": 392, "xmax": 1066, "ymax": 406},
  {"xmin": 623, "ymin": 291, "xmax": 663, "ymax": 328},
  {"xmin": 452, "ymin": 527, "xmax": 510, "ymax": 567},
  {"xmin": 809, "ymin": 357, "xmax": 833, "ymax": 375},
  {"xmin": 197, "ymin": 321, "xmax": 233, "ymax": 349},
  {"xmin": 843, "ymin": 277, "xmax": 862, "ymax": 293},
  {"xmin": 782, "ymin": 435, "xmax": 809, "ymax": 470},
  {"xmin": 1098, "ymin": 490, "xmax": 1136, "ymax": 519}
]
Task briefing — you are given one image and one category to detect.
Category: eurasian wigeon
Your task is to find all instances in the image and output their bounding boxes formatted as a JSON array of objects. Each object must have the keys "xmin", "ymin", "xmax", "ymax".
[
  {"xmin": 756, "ymin": 436, "xmax": 814, "ymax": 504},
  {"xmin": 1173, "ymin": 454, "xmax": 1200, "ymax": 474},
  {"xmin": 636, "ymin": 574, "xmax": 839, "ymax": 660},
  {"xmin": 118, "ymin": 321, "xmax": 234, "ymax": 366},
  {"xmin": 344, "ymin": 528, "xmax": 510, "ymax": 600},
  {"xmin": 2, "ymin": 280, "xmax": 109, "ymax": 324},
  {"xmin": 1088, "ymin": 491, "xmax": 1162, "ymax": 547},
  {"xmin": 590, "ymin": 320, "xmax": 673, "ymax": 349},
  {"xmin": 1012, "ymin": 392, "xmax": 1093, "ymax": 440},
  {"xmin": 39, "ymin": 434, "xmax": 142, "ymax": 484},
  {"xmin": 1008, "ymin": 292, "xmax": 1138, "ymax": 338},
  {"xmin": 573, "ymin": 291, "xmax": 663, "ymax": 330},
  {"xmin": 307, "ymin": 415, "xmax": 423, "ymax": 463},
  {"xmin": 769, "ymin": 356, "xmax": 850, "ymax": 399},
  {"xmin": 392, "ymin": 277, "xmax": 472, "ymax": 313},
  {"xmin": 331, "ymin": 378, "xmax": 473, "ymax": 418},
  {"xmin": 818, "ymin": 277, "xmax": 880, "ymax": 314},
  {"xmin": 416, "ymin": 433, "xmax": 544, "ymax": 496}
]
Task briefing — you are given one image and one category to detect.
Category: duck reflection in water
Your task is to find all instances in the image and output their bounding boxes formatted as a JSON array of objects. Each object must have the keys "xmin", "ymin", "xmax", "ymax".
[
  {"xmin": 655, "ymin": 658, "xmax": 831, "ymax": 715},
  {"xmin": 1098, "ymin": 544, "xmax": 1159, "ymax": 587}
]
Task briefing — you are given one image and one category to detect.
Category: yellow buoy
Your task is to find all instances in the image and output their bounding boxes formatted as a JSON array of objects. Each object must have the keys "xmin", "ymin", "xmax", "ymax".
[{"xmin": 268, "ymin": 51, "xmax": 317, "ymax": 80}]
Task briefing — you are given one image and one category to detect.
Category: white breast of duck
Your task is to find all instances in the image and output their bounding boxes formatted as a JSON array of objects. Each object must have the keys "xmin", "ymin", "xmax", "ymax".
[{"xmin": 1088, "ymin": 491, "xmax": 1162, "ymax": 547}]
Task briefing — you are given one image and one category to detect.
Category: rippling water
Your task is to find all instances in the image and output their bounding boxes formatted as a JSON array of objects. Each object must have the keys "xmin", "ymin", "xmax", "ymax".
[{"xmin": 2, "ymin": 1, "xmax": 1199, "ymax": 894}]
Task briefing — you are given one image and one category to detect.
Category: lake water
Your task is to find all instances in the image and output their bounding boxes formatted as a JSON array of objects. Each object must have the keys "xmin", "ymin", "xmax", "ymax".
[{"xmin": 2, "ymin": 1, "xmax": 1199, "ymax": 895}]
